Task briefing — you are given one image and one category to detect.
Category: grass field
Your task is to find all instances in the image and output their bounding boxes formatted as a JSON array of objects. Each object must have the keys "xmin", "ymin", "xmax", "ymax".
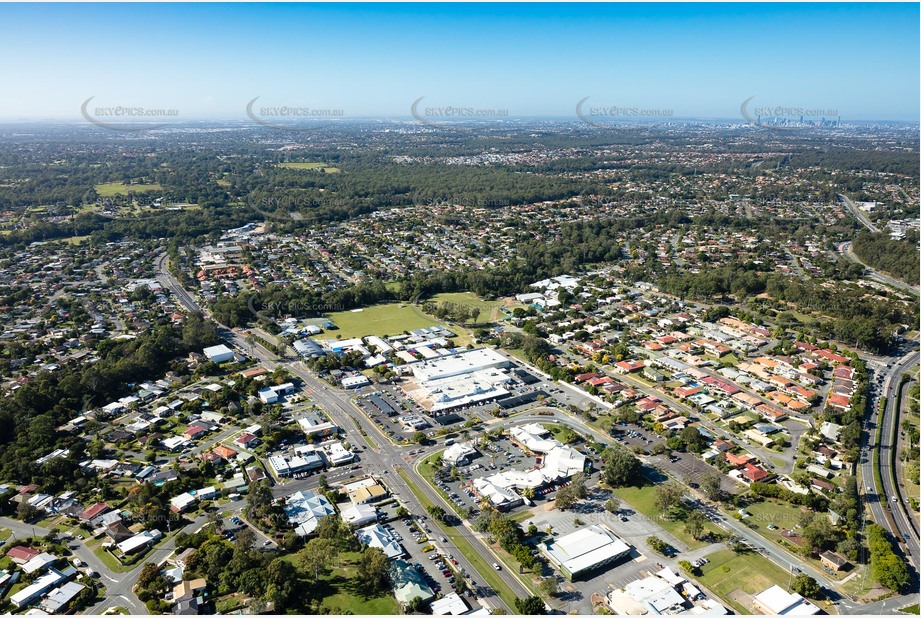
[
  {"xmin": 94, "ymin": 182, "xmax": 162, "ymax": 196},
  {"xmin": 612, "ymin": 482, "xmax": 721, "ymax": 550},
  {"xmin": 397, "ymin": 467, "xmax": 520, "ymax": 611},
  {"xmin": 428, "ymin": 292, "xmax": 513, "ymax": 321},
  {"xmin": 899, "ymin": 604, "xmax": 920, "ymax": 614},
  {"xmin": 277, "ymin": 162, "xmax": 340, "ymax": 173},
  {"xmin": 280, "ymin": 550, "xmax": 399, "ymax": 613},
  {"xmin": 696, "ymin": 548, "xmax": 791, "ymax": 614},
  {"xmin": 742, "ymin": 499, "xmax": 807, "ymax": 535},
  {"xmin": 326, "ymin": 304, "xmax": 442, "ymax": 339}
]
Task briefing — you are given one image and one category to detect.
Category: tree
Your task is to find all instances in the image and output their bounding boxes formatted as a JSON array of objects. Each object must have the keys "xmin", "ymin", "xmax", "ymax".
[
  {"xmin": 514, "ymin": 596, "xmax": 546, "ymax": 614},
  {"xmin": 235, "ymin": 526, "xmax": 256, "ymax": 550},
  {"xmin": 800, "ymin": 516, "xmax": 837, "ymax": 554},
  {"xmin": 653, "ymin": 481, "xmax": 686, "ymax": 515},
  {"xmin": 427, "ymin": 505, "xmax": 448, "ymax": 523},
  {"xmin": 791, "ymin": 574, "xmax": 821, "ymax": 599},
  {"xmin": 247, "ymin": 478, "xmax": 274, "ymax": 519},
  {"xmin": 395, "ymin": 506, "xmax": 409, "ymax": 518},
  {"xmin": 412, "ymin": 431, "xmax": 426, "ymax": 444},
  {"xmin": 539, "ymin": 577, "xmax": 559, "ymax": 598},
  {"xmin": 647, "ymin": 536, "xmax": 668, "ymax": 554},
  {"xmin": 685, "ymin": 510, "xmax": 706, "ymax": 540},
  {"xmin": 700, "ymin": 472, "xmax": 722, "ymax": 501},
  {"xmin": 406, "ymin": 596, "xmax": 426, "ymax": 613},
  {"xmin": 555, "ymin": 485, "xmax": 576, "ymax": 510},
  {"xmin": 298, "ymin": 538, "xmax": 337, "ymax": 581},
  {"xmin": 569, "ymin": 472, "xmax": 588, "ymax": 499},
  {"xmin": 604, "ymin": 497, "xmax": 621, "ymax": 513},
  {"xmin": 359, "ymin": 547, "xmax": 391, "ymax": 593},
  {"xmin": 678, "ymin": 560, "xmax": 699, "ymax": 576},
  {"xmin": 601, "ymin": 448, "xmax": 640, "ymax": 487}
]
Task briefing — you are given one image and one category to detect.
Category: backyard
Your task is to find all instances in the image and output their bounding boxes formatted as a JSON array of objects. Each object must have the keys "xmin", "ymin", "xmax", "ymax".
[{"xmin": 695, "ymin": 548, "xmax": 792, "ymax": 615}]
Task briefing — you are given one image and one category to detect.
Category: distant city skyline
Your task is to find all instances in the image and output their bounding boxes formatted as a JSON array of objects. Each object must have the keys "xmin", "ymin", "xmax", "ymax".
[{"xmin": 0, "ymin": 3, "xmax": 917, "ymax": 122}]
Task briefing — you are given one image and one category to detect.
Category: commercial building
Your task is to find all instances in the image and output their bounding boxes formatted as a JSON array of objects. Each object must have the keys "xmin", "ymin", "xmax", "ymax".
[
  {"xmin": 390, "ymin": 559, "xmax": 434, "ymax": 606},
  {"xmin": 202, "ymin": 344, "xmax": 235, "ymax": 364},
  {"xmin": 442, "ymin": 442, "xmax": 479, "ymax": 467},
  {"xmin": 342, "ymin": 375, "xmax": 371, "ymax": 389},
  {"xmin": 752, "ymin": 585, "xmax": 820, "ymax": 615},
  {"xmin": 411, "ymin": 348, "xmax": 510, "ymax": 382},
  {"xmin": 356, "ymin": 524, "xmax": 404, "ymax": 560},
  {"xmin": 339, "ymin": 503, "xmax": 379, "ymax": 527},
  {"xmin": 539, "ymin": 525, "xmax": 631, "ymax": 580},
  {"xmin": 285, "ymin": 491, "xmax": 336, "ymax": 536}
]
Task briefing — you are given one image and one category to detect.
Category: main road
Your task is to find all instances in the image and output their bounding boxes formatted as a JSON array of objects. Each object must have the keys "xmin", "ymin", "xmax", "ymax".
[
  {"xmin": 837, "ymin": 241, "xmax": 919, "ymax": 297},
  {"xmin": 861, "ymin": 349, "xmax": 920, "ymax": 567},
  {"xmin": 155, "ymin": 253, "xmax": 522, "ymax": 613}
]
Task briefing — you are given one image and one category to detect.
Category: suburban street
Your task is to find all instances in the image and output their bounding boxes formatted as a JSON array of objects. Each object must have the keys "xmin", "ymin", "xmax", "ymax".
[{"xmin": 153, "ymin": 250, "xmax": 921, "ymax": 615}]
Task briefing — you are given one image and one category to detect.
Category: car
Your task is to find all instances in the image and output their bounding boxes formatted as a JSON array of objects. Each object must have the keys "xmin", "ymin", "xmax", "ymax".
[
  {"xmin": 441, "ymin": 536, "xmax": 447, "ymax": 543},
  {"xmin": 493, "ymin": 563, "xmax": 501, "ymax": 571},
  {"xmin": 263, "ymin": 540, "xmax": 271, "ymax": 546}
]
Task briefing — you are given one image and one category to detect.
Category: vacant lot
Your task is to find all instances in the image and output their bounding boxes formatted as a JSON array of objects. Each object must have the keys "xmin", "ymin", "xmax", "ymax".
[
  {"xmin": 94, "ymin": 182, "xmax": 162, "ymax": 196},
  {"xmin": 326, "ymin": 303, "xmax": 442, "ymax": 339},
  {"xmin": 281, "ymin": 550, "xmax": 399, "ymax": 614},
  {"xmin": 277, "ymin": 162, "xmax": 340, "ymax": 173},
  {"xmin": 696, "ymin": 548, "xmax": 790, "ymax": 614},
  {"xmin": 612, "ymin": 481, "xmax": 722, "ymax": 550}
]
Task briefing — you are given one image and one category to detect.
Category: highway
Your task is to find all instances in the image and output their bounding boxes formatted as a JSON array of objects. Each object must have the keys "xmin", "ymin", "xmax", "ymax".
[
  {"xmin": 837, "ymin": 241, "xmax": 920, "ymax": 297},
  {"xmin": 838, "ymin": 194, "xmax": 879, "ymax": 233},
  {"xmin": 157, "ymin": 253, "xmax": 921, "ymax": 614},
  {"xmin": 861, "ymin": 349, "xmax": 920, "ymax": 567}
]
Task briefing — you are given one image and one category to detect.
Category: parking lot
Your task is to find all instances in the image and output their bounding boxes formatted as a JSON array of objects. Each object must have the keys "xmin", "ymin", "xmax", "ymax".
[
  {"xmin": 431, "ymin": 432, "xmax": 600, "ymax": 519},
  {"xmin": 610, "ymin": 426, "xmax": 736, "ymax": 493},
  {"xmin": 523, "ymin": 487, "xmax": 692, "ymax": 614},
  {"xmin": 383, "ymin": 516, "xmax": 477, "ymax": 602}
]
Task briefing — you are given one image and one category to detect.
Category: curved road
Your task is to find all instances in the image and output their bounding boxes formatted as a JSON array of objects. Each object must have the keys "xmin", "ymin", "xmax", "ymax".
[{"xmin": 837, "ymin": 241, "xmax": 919, "ymax": 297}]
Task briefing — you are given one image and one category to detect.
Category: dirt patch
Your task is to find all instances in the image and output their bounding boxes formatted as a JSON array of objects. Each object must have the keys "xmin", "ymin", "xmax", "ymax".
[{"xmin": 728, "ymin": 589, "xmax": 755, "ymax": 612}]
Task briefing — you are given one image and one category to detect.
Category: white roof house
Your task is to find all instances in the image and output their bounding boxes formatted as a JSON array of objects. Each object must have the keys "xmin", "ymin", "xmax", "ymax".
[
  {"xmin": 11, "ymin": 571, "xmax": 64, "ymax": 608},
  {"xmin": 21, "ymin": 553, "xmax": 57, "ymax": 575},
  {"xmin": 117, "ymin": 529, "xmax": 162, "ymax": 555},
  {"xmin": 40, "ymin": 582, "xmax": 85, "ymax": 613}
]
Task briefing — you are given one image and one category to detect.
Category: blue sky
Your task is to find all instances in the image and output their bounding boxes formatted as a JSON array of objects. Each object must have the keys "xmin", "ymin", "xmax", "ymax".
[{"xmin": 0, "ymin": 3, "xmax": 917, "ymax": 122}]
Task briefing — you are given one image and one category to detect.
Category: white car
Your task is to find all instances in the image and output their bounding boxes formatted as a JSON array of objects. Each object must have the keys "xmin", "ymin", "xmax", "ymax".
[{"xmin": 493, "ymin": 563, "xmax": 501, "ymax": 571}]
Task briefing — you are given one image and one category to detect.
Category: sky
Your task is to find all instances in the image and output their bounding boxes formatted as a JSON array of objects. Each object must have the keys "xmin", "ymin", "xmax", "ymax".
[{"xmin": 0, "ymin": 2, "xmax": 918, "ymax": 122}]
